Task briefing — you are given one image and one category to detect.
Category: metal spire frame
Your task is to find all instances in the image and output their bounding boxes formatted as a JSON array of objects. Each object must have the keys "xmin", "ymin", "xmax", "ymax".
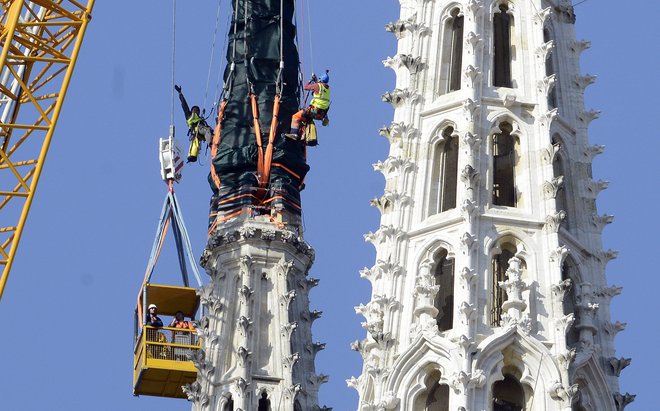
[{"xmin": 0, "ymin": 0, "xmax": 95, "ymax": 300}]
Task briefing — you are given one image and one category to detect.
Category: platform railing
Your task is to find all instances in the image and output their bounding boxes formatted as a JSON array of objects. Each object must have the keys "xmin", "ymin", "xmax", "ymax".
[{"xmin": 139, "ymin": 326, "xmax": 200, "ymax": 363}]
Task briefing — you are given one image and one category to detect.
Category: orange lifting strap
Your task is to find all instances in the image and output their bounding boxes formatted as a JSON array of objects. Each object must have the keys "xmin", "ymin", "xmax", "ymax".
[
  {"xmin": 210, "ymin": 100, "xmax": 228, "ymax": 191},
  {"xmin": 250, "ymin": 94, "xmax": 265, "ymax": 180},
  {"xmin": 261, "ymin": 94, "xmax": 281, "ymax": 188}
]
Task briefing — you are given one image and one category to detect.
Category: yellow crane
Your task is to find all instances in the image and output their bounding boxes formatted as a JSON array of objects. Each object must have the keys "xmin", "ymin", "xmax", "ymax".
[{"xmin": 0, "ymin": 0, "xmax": 95, "ymax": 300}]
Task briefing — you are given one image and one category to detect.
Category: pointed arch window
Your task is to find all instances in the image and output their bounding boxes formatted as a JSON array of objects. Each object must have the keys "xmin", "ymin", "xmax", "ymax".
[
  {"xmin": 429, "ymin": 127, "xmax": 459, "ymax": 215},
  {"xmin": 258, "ymin": 392, "xmax": 271, "ymax": 411},
  {"xmin": 492, "ymin": 122, "xmax": 517, "ymax": 207},
  {"xmin": 543, "ymin": 27, "xmax": 558, "ymax": 109},
  {"xmin": 437, "ymin": 8, "xmax": 464, "ymax": 95},
  {"xmin": 493, "ymin": 4, "xmax": 513, "ymax": 87},
  {"xmin": 492, "ymin": 374, "xmax": 525, "ymax": 411},
  {"xmin": 562, "ymin": 256, "xmax": 580, "ymax": 347},
  {"xmin": 434, "ymin": 250, "xmax": 454, "ymax": 332},
  {"xmin": 491, "ymin": 247, "xmax": 514, "ymax": 326},
  {"xmin": 415, "ymin": 370, "xmax": 450, "ymax": 411},
  {"xmin": 223, "ymin": 396, "xmax": 234, "ymax": 411},
  {"xmin": 448, "ymin": 9, "xmax": 464, "ymax": 92}
]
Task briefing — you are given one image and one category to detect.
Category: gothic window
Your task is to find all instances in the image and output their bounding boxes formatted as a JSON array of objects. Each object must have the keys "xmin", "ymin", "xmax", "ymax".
[
  {"xmin": 429, "ymin": 127, "xmax": 459, "ymax": 215},
  {"xmin": 258, "ymin": 392, "xmax": 271, "ymax": 411},
  {"xmin": 415, "ymin": 370, "xmax": 450, "ymax": 411},
  {"xmin": 426, "ymin": 382, "xmax": 450, "ymax": 411},
  {"xmin": 552, "ymin": 135, "xmax": 569, "ymax": 230},
  {"xmin": 492, "ymin": 375, "xmax": 525, "ymax": 411},
  {"xmin": 493, "ymin": 4, "xmax": 513, "ymax": 87},
  {"xmin": 223, "ymin": 396, "xmax": 234, "ymax": 411},
  {"xmin": 492, "ymin": 122, "xmax": 517, "ymax": 207},
  {"xmin": 434, "ymin": 250, "xmax": 455, "ymax": 332},
  {"xmin": 543, "ymin": 27, "xmax": 558, "ymax": 109},
  {"xmin": 491, "ymin": 246, "xmax": 516, "ymax": 327},
  {"xmin": 437, "ymin": 8, "xmax": 464, "ymax": 95},
  {"xmin": 562, "ymin": 256, "xmax": 580, "ymax": 347}
]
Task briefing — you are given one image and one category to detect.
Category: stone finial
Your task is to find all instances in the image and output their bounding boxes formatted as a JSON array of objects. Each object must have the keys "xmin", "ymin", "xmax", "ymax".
[
  {"xmin": 613, "ymin": 392, "xmax": 635, "ymax": 411},
  {"xmin": 609, "ymin": 357, "xmax": 632, "ymax": 377}
]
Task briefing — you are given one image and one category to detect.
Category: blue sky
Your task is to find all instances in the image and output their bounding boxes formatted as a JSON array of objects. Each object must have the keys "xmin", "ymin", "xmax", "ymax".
[{"xmin": 1, "ymin": 1, "xmax": 658, "ymax": 410}]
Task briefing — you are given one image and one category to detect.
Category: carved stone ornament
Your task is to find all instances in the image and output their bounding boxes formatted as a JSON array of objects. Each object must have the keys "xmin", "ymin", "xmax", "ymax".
[
  {"xmin": 237, "ymin": 346, "xmax": 252, "ymax": 367},
  {"xmin": 543, "ymin": 176, "xmax": 564, "ymax": 199},
  {"xmin": 381, "ymin": 88, "xmax": 420, "ymax": 107},
  {"xmin": 373, "ymin": 156, "xmax": 415, "ymax": 176},
  {"xmin": 596, "ymin": 249, "xmax": 618, "ymax": 265},
  {"xmin": 283, "ymin": 384, "xmax": 302, "ymax": 400},
  {"xmin": 551, "ymin": 278, "xmax": 573, "ymax": 302},
  {"xmin": 238, "ymin": 284, "xmax": 254, "ymax": 304},
  {"xmin": 553, "ymin": 313, "xmax": 575, "ymax": 337},
  {"xmin": 459, "ymin": 267, "xmax": 477, "ymax": 289},
  {"xmin": 541, "ymin": 142, "xmax": 561, "ymax": 164},
  {"xmin": 182, "ymin": 381, "xmax": 210, "ymax": 407},
  {"xmin": 189, "ymin": 349, "xmax": 215, "ymax": 381},
  {"xmin": 462, "ymin": 98, "xmax": 479, "ymax": 121},
  {"xmin": 389, "ymin": 121, "xmax": 419, "ymax": 141},
  {"xmin": 572, "ymin": 39, "xmax": 591, "ymax": 55},
  {"xmin": 462, "ymin": 131, "xmax": 481, "ymax": 155},
  {"xmin": 280, "ymin": 290, "xmax": 296, "ymax": 310},
  {"xmin": 549, "ymin": 382, "xmax": 579, "ymax": 406},
  {"xmin": 465, "ymin": 31, "xmax": 483, "ymax": 55},
  {"xmin": 536, "ymin": 40, "xmax": 555, "ymax": 61},
  {"xmin": 384, "ymin": 13, "xmax": 429, "ymax": 39},
  {"xmin": 466, "ymin": 0, "xmax": 483, "ymax": 20},
  {"xmin": 584, "ymin": 144, "xmax": 605, "ymax": 161},
  {"xmin": 580, "ymin": 109, "xmax": 601, "ymax": 125},
  {"xmin": 538, "ymin": 74, "xmax": 557, "ymax": 96},
  {"xmin": 364, "ymin": 225, "xmax": 406, "ymax": 246},
  {"xmin": 237, "ymin": 315, "xmax": 253, "ymax": 336},
  {"xmin": 308, "ymin": 373, "xmax": 330, "ymax": 388},
  {"xmin": 450, "ymin": 370, "xmax": 485, "ymax": 393},
  {"xmin": 609, "ymin": 357, "xmax": 632, "ymax": 377},
  {"xmin": 591, "ymin": 214, "xmax": 614, "ymax": 232},
  {"xmin": 534, "ymin": 6, "xmax": 552, "ymax": 24},
  {"xmin": 415, "ymin": 262, "xmax": 440, "ymax": 297},
  {"xmin": 461, "ymin": 199, "xmax": 478, "ymax": 222},
  {"xmin": 596, "ymin": 285, "xmax": 623, "ymax": 303},
  {"xmin": 308, "ymin": 341, "xmax": 326, "ymax": 357},
  {"xmin": 460, "ymin": 232, "xmax": 477, "ymax": 254},
  {"xmin": 459, "ymin": 301, "xmax": 476, "ymax": 325},
  {"xmin": 538, "ymin": 108, "xmax": 558, "ymax": 127},
  {"xmin": 556, "ymin": 349, "xmax": 576, "ymax": 370},
  {"xmin": 555, "ymin": 5, "xmax": 576, "ymax": 24},
  {"xmin": 281, "ymin": 321, "xmax": 298, "ymax": 338},
  {"xmin": 461, "ymin": 164, "xmax": 479, "ymax": 190},
  {"xmin": 613, "ymin": 392, "xmax": 635, "ymax": 411},
  {"xmin": 575, "ymin": 74, "xmax": 597, "ymax": 90},
  {"xmin": 452, "ymin": 334, "xmax": 474, "ymax": 357},
  {"xmin": 376, "ymin": 391, "xmax": 399, "ymax": 410},
  {"xmin": 197, "ymin": 283, "xmax": 223, "ymax": 315},
  {"xmin": 464, "ymin": 65, "xmax": 481, "ymax": 88},
  {"xmin": 545, "ymin": 210, "xmax": 566, "ymax": 233},
  {"xmin": 604, "ymin": 321, "xmax": 627, "ymax": 337},
  {"xmin": 383, "ymin": 54, "xmax": 425, "ymax": 74},
  {"xmin": 283, "ymin": 352, "xmax": 300, "ymax": 368}
]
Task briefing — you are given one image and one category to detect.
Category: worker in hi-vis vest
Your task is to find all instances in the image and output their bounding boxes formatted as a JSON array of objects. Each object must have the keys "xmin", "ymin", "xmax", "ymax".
[
  {"xmin": 286, "ymin": 71, "xmax": 330, "ymax": 146},
  {"xmin": 175, "ymin": 85, "xmax": 213, "ymax": 162}
]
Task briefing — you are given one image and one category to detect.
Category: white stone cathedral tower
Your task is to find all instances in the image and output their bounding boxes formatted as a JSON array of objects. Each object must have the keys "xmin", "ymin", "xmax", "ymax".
[
  {"xmin": 350, "ymin": 1, "xmax": 633, "ymax": 410},
  {"xmin": 183, "ymin": 215, "xmax": 328, "ymax": 411}
]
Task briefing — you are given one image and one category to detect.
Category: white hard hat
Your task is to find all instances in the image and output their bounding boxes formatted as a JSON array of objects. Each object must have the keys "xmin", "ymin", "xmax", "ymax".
[{"xmin": 148, "ymin": 304, "xmax": 157, "ymax": 310}]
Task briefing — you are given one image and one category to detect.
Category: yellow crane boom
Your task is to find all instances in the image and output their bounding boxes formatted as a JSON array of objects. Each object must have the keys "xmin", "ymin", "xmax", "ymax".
[{"xmin": 0, "ymin": 0, "xmax": 95, "ymax": 300}]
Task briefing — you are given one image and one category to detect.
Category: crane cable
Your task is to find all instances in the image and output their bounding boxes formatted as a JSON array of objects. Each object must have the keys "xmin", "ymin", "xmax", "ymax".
[
  {"xmin": 203, "ymin": 0, "xmax": 224, "ymax": 115},
  {"xmin": 170, "ymin": 0, "xmax": 176, "ymax": 128}
]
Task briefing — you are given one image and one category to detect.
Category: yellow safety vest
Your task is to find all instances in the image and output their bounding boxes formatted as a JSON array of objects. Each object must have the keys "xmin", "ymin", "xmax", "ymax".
[
  {"xmin": 186, "ymin": 112, "xmax": 202, "ymax": 130},
  {"xmin": 310, "ymin": 83, "xmax": 330, "ymax": 110}
]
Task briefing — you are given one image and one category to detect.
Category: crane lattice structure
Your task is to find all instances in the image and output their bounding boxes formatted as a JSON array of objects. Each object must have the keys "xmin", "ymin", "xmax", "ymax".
[{"xmin": 0, "ymin": 0, "xmax": 95, "ymax": 299}]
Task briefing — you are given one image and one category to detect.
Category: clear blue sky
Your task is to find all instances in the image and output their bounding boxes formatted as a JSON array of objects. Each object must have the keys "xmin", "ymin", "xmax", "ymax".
[{"xmin": 1, "ymin": 1, "xmax": 658, "ymax": 410}]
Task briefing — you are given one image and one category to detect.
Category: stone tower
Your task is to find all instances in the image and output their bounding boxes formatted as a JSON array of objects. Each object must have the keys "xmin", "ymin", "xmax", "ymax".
[
  {"xmin": 183, "ymin": 214, "xmax": 327, "ymax": 411},
  {"xmin": 350, "ymin": 1, "xmax": 632, "ymax": 410}
]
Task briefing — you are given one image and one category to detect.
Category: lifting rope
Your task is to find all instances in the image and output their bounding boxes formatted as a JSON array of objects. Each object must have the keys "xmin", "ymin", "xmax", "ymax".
[
  {"xmin": 170, "ymin": 0, "xmax": 177, "ymax": 128},
  {"xmin": 136, "ymin": 180, "xmax": 203, "ymax": 325},
  {"xmin": 203, "ymin": 0, "xmax": 224, "ymax": 112}
]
